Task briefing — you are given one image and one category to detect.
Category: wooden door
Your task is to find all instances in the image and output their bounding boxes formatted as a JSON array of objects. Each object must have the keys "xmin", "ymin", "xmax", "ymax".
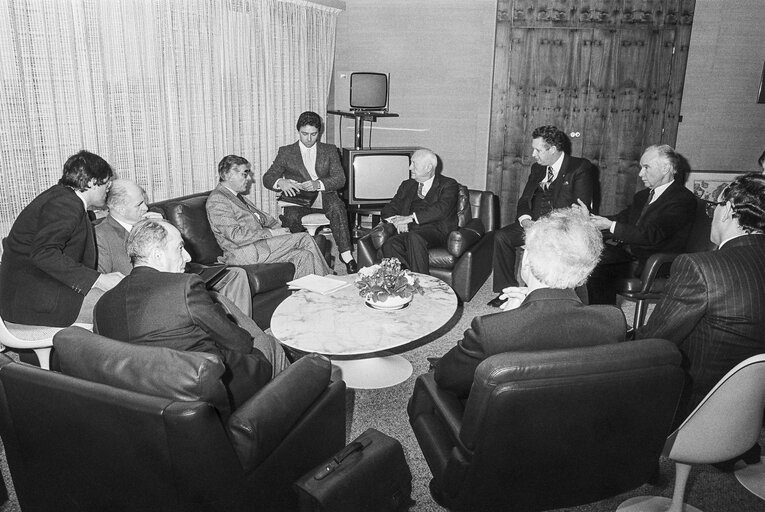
[{"xmin": 488, "ymin": 0, "xmax": 695, "ymax": 223}]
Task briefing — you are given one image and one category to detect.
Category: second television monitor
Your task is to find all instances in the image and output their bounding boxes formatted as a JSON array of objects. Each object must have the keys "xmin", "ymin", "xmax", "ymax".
[{"xmin": 342, "ymin": 147, "xmax": 420, "ymax": 207}]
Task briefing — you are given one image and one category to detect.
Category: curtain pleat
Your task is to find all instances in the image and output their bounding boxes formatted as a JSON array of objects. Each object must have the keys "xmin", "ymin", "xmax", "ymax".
[{"xmin": 0, "ymin": 0, "xmax": 341, "ymax": 241}]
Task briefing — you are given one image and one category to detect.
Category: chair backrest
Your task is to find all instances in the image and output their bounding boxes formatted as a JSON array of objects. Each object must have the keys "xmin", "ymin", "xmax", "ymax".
[
  {"xmin": 467, "ymin": 189, "xmax": 498, "ymax": 232},
  {"xmin": 665, "ymin": 353, "xmax": 765, "ymax": 464},
  {"xmin": 686, "ymin": 196, "xmax": 716, "ymax": 253},
  {"xmin": 150, "ymin": 191, "xmax": 223, "ymax": 264},
  {"xmin": 0, "ymin": 352, "xmax": 244, "ymax": 512},
  {"xmin": 446, "ymin": 339, "xmax": 684, "ymax": 511}
]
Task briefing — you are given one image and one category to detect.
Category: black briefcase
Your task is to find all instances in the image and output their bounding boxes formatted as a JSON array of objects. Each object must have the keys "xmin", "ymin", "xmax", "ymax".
[{"xmin": 294, "ymin": 428, "xmax": 413, "ymax": 511}]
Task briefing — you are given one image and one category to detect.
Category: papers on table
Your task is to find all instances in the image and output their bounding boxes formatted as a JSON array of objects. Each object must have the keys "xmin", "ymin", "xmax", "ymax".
[{"xmin": 287, "ymin": 274, "xmax": 351, "ymax": 295}]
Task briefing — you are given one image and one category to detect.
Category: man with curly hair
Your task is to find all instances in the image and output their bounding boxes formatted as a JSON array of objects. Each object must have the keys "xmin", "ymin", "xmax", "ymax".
[
  {"xmin": 436, "ymin": 207, "xmax": 626, "ymax": 399},
  {"xmin": 638, "ymin": 173, "xmax": 765, "ymax": 420}
]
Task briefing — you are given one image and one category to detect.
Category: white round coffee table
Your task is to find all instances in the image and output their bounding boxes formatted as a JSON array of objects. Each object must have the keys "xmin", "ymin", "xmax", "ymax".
[{"xmin": 271, "ymin": 273, "xmax": 458, "ymax": 389}]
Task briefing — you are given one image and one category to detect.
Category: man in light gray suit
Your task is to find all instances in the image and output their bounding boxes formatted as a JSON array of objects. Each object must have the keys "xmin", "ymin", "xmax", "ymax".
[
  {"xmin": 95, "ymin": 179, "xmax": 254, "ymax": 316},
  {"xmin": 206, "ymin": 155, "xmax": 330, "ymax": 278}
]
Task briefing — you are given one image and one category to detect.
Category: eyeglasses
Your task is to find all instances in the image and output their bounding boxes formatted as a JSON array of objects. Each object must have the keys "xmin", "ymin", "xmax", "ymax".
[
  {"xmin": 705, "ymin": 200, "xmax": 726, "ymax": 218},
  {"xmin": 234, "ymin": 169, "xmax": 252, "ymax": 176}
]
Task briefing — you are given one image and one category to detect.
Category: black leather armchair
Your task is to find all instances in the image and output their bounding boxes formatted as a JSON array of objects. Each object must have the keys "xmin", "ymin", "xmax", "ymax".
[
  {"xmin": 617, "ymin": 196, "xmax": 715, "ymax": 328},
  {"xmin": 150, "ymin": 191, "xmax": 297, "ymax": 329},
  {"xmin": 408, "ymin": 339, "xmax": 684, "ymax": 511},
  {"xmin": 356, "ymin": 187, "xmax": 498, "ymax": 302},
  {"xmin": 0, "ymin": 326, "xmax": 346, "ymax": 512}
]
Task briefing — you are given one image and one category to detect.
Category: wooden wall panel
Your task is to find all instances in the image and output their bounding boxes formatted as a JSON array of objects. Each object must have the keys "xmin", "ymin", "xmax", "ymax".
[{"xmin": 488, "ymin": 0, "xmax": 695, "ymax": 224}]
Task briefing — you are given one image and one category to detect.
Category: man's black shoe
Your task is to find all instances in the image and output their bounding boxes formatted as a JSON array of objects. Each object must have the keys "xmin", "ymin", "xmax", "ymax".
[
  {"xmin": 487, "ymin": 294, "xmax": 505, "ymax": 308},
  {"xmin": 345, "ymin": 259, "xmax": 358, "ymax": 274}
]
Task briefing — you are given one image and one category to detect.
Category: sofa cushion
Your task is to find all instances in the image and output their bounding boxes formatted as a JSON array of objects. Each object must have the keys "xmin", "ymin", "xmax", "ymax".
[
  {"xmin": 53, "ymin": 326, "xmax": 231, "ymax": 417},
  {"xmin": 162, "ymin": 196, "xmax": 223, "ymax": 265}
]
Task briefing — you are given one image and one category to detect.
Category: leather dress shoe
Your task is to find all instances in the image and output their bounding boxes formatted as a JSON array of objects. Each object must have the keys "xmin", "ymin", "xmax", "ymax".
[
  {"xmin": 487, "ymin": 294, "xmax": 505, "ymax": 308},
  {"xmin": 344, "ymin": 259, "xmax": 358, "ymax": 274},
  {"xmin": 712, "ymin": 443, "xmax": 761, "ymax": 472}
]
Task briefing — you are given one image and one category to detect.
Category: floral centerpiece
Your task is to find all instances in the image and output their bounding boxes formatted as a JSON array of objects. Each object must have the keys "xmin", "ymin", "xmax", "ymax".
[{"xmin": 355, "ymin": 257, "xmax": 424, "ymax": 308}]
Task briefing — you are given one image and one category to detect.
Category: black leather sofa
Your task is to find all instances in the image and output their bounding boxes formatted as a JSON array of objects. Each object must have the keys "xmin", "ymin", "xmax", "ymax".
[
  {"xmin": 356, "ymin": 187, "xmax": 498, "ymax": 302},
  {"xmin": 408, "ymin": 339, "xmax": 684, "ymax": 511},
  {"xmin": 149, "ymin": 191, "xmax": 295, "ymax": 329},
  {"xmin": 0, "ymin": 326, "xmax": 346, "ymax": 512}
]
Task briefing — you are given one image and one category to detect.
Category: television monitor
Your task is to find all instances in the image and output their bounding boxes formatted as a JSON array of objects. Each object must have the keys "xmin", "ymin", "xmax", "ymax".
[
  {"xmin": 350, "ymin": 72, "xmax": 389, "ymax": 111},
  {"xmin": 342, "ymin": 147, "xmax": 419, "ymax": 207}
]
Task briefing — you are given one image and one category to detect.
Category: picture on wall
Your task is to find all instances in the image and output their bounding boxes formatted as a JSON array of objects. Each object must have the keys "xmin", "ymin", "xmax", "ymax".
[{"xmin": 684, "ymin": 171, "xmax": 742, "ymax": 201}]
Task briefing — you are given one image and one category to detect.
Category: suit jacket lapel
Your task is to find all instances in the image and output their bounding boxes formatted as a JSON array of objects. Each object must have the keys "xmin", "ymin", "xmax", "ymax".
[{"xmin": 290, "ymin": 142, "xmax": 313, "ymax": 182}]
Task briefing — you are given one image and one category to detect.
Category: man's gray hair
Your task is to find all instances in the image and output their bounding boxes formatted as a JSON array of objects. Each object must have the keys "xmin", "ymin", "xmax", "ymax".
[
  {"xmin": 412, "ymin": 149, "xmax": 437, "ymax": 170},
  {"xmin": 524, "ymin": 207, "xmax": 604, "ymax": 289},
  {"xmin": 126, "ymin": 218, "xmax": 171, "ymax": 266},
  {"xmin": 644, "ymin": 144, "xmax": 680, "ymax": 176}
]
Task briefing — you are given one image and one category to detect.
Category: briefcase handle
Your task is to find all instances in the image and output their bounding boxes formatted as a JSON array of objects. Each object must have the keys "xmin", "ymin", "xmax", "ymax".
[{"xmin": 313, "ymin": 437, "xmax": 373, "ymax": 480}]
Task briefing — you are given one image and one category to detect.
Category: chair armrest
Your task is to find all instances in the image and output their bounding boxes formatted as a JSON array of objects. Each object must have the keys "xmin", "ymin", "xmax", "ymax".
[
  {"xmin": 226, "ymin": 353, "xmax": 331, "ymax": 471},
  {"xmin": 637, "ymin": 253, "xmax": 678, "ymax": 293},
  {"xmin": 408, "ymin": 373, "xmax": 466, "ymax": 451},
  {"xmin": 447, "ymin": 218, "xmax": 485, "ymax": 258},
  {"xmin": 236, "ymin": 262, "xmax": 294, "ymax": 294}
]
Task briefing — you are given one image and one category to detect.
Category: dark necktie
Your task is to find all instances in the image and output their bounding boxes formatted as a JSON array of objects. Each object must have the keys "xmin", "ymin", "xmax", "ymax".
[
  {"xmin": 637, "ymin": 189, "xmax": 655, "ymax": 225},
  {"xmin": 237, "ymin": 193, "xmax": 267, "ymax": 225},
  {"xmin": 544, "ymin": 166, "xmax": 554, "ymax": 190},
  {"xmin": 417, "ymin": 182, "xmax": 425, "ymax": 199}
]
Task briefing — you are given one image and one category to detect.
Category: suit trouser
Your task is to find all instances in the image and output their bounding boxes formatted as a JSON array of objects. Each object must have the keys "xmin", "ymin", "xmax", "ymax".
[
  {"xmin": 492, "ymin": 222, "xmax": 525, "ymax": 291},
  {"xmin": 585, "ymin": 244, "xmax": 636, "ymax": 305},
  {"xmin": 212, "ymin": 266, "xmax": 252, "ymax": 318},
  {"xmin": 211, "ymin": 292, "xmax": 290, "ymax": 379},
  {"xmin": 281, "ymin": 202, "xmax": 352, "ymax": 253},
  {"xmin": 381, "ymin": 227, "xmax": 444, "ymax": 274},
  {"xmin": 263, "ymin": 232, "xmax": 331, "ymax": 279}
]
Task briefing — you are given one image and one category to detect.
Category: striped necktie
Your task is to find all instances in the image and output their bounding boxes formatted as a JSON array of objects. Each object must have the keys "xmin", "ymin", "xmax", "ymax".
[
  {"xmin": 237, "ymin": 193, "xmax": 267, "ymax": 225},
  {"xmin": 417, "ymin": 182, "xmax": 425, "ymax": 199},
  {"xmin": 544, "ymin": 166, "xmax": 554, "ymax": 190},
  {"xmin": 637, "ymin": 189, "xmax": 656, "ymax": 225}
]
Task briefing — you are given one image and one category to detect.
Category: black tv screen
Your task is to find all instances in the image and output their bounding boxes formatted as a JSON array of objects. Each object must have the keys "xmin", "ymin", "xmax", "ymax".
[{"xmin": 350, "ymin": 72, "xmax": 388, "ymax": 111}]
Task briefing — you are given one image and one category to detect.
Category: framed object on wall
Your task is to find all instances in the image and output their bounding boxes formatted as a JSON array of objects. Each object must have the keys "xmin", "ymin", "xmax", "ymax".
[
  {"xmin": 685, "ymin": 171, "xmax": 742, "ymax": 201},
  {"xmin": 759, "ymin": 61, "xmax": 765, "ymax": 104}
]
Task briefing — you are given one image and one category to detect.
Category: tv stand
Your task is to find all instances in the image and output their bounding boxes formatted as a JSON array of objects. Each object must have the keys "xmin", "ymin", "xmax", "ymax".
[{"xmin": 327, "ymin": 110, "xmax": 399, "ymax": 150}]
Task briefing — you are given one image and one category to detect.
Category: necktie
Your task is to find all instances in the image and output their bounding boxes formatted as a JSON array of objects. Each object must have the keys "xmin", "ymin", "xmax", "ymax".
[
  {"xmin": 237, "ymin": 193, "xmax": 267, "ymax": 225},
  {"xmin": 637, "ymin": 189, "xmax": 655, "ymax": 225},
  {"xmin": 417, "ymin": 182, "xmax": 425, "ymax": 199},
  {"xmin": 544, "ymin": 166, "xmax": 554, "ymax": 190}
]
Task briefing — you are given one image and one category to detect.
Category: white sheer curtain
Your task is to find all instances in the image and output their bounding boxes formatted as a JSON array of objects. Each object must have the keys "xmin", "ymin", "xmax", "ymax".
[{"xmin": 0, "ymin": 0, "xmax": 341, "ymax": 240}]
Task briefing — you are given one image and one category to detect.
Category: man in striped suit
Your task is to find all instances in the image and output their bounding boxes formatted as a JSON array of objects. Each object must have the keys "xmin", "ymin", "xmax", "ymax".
[{"xmin": 637, "ymin": 173, "xmax": 765, "ymax": 422}]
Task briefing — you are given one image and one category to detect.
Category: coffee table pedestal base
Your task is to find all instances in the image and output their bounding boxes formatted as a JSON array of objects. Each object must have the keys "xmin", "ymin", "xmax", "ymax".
[{"xmin": 332, "ymin": 355, "xmax": 412, "ymax": 389}]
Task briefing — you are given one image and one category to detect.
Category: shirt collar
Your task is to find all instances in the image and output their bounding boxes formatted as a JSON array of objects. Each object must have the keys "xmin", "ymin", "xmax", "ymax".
[
  {"xmin": 650, "ymin": 181, "xmax": 672, "ymax": 202},
  {"xmin": 299, "ymin": 141, "xmax": 315, "ymax": 153},
  {"xmin": 113, "ymin": 216, "xmax": 134, "ymax": 233},
  {"xmin": 550, "ymin": 152, "xmax": 565, "ymax": 173}
]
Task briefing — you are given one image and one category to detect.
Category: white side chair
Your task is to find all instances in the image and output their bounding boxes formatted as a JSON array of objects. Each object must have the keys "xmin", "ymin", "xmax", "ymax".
[
  {"xmin": 277, "ymin": 202, "xmax": 331, "ymax": 236},
  {"xmin": 0, "ymin": 316, "xmax": 92, "ymax": 370},
  {"xmin": 617, "ymin": 354, "xmax": 765, "ymax": 512}
]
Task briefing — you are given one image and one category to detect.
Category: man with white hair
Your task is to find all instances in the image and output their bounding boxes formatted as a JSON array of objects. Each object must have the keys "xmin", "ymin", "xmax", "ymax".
[
  {"xmin": 434, "ymin": 207, "xmax": 627, "ymax": 399},
  {"xmin": 378, "ymin": 148, "xmax": 460, "ymax": 274},
  {"xmin": 94, "ymin": 219, "xmax": 288, "ymax": 409},
  {"xmin": 96, "ymin": 178, "xmax": 254, "ymax": 317}
]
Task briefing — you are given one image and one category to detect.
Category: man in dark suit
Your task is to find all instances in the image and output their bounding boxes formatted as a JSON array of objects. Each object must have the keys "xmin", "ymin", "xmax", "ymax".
[
  {"xmin": 488, "ymin": 125, "xmax": 594, "ymax": 307},
  {"xmin": 94, "ymin": 218, "xmax": 288, "ymax": 409},
  {"xmin": 582, "ymin": 144, "xmax": 697, "ymax": 304},
  {"xmin": 0, "ymin": 150, "xmax": 123, "ymax": 327},
  {"xmin": 262, "ymin": 111, "xmax": 357, "ymax": 273},
  {"xmin": 637, "ymin": 173, "xmax": 765, "ymax": 422},
  {"xmin": 378, "ymin": 148, "xmax": 460, "ymax": 274},
  {"xmin": 436, "ymin": 207, "xmax": 626, "ymax": 399}
]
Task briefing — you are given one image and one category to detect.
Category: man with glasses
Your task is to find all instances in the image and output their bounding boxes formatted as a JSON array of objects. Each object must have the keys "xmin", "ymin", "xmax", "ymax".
[
  {"xmin": 0, "ymin": 150, "xmax": 124, "ymax": 329},
  {"xmin": 206, "ymin": 154, "xmax": 330, "ymax": 279},
  {"xmin": 578, "ymin": 144, "xmax": 697, "ymax": 304},
  {"xmin": 637, "ymin": 173, "xmax": 765, "ymax": 429}
]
